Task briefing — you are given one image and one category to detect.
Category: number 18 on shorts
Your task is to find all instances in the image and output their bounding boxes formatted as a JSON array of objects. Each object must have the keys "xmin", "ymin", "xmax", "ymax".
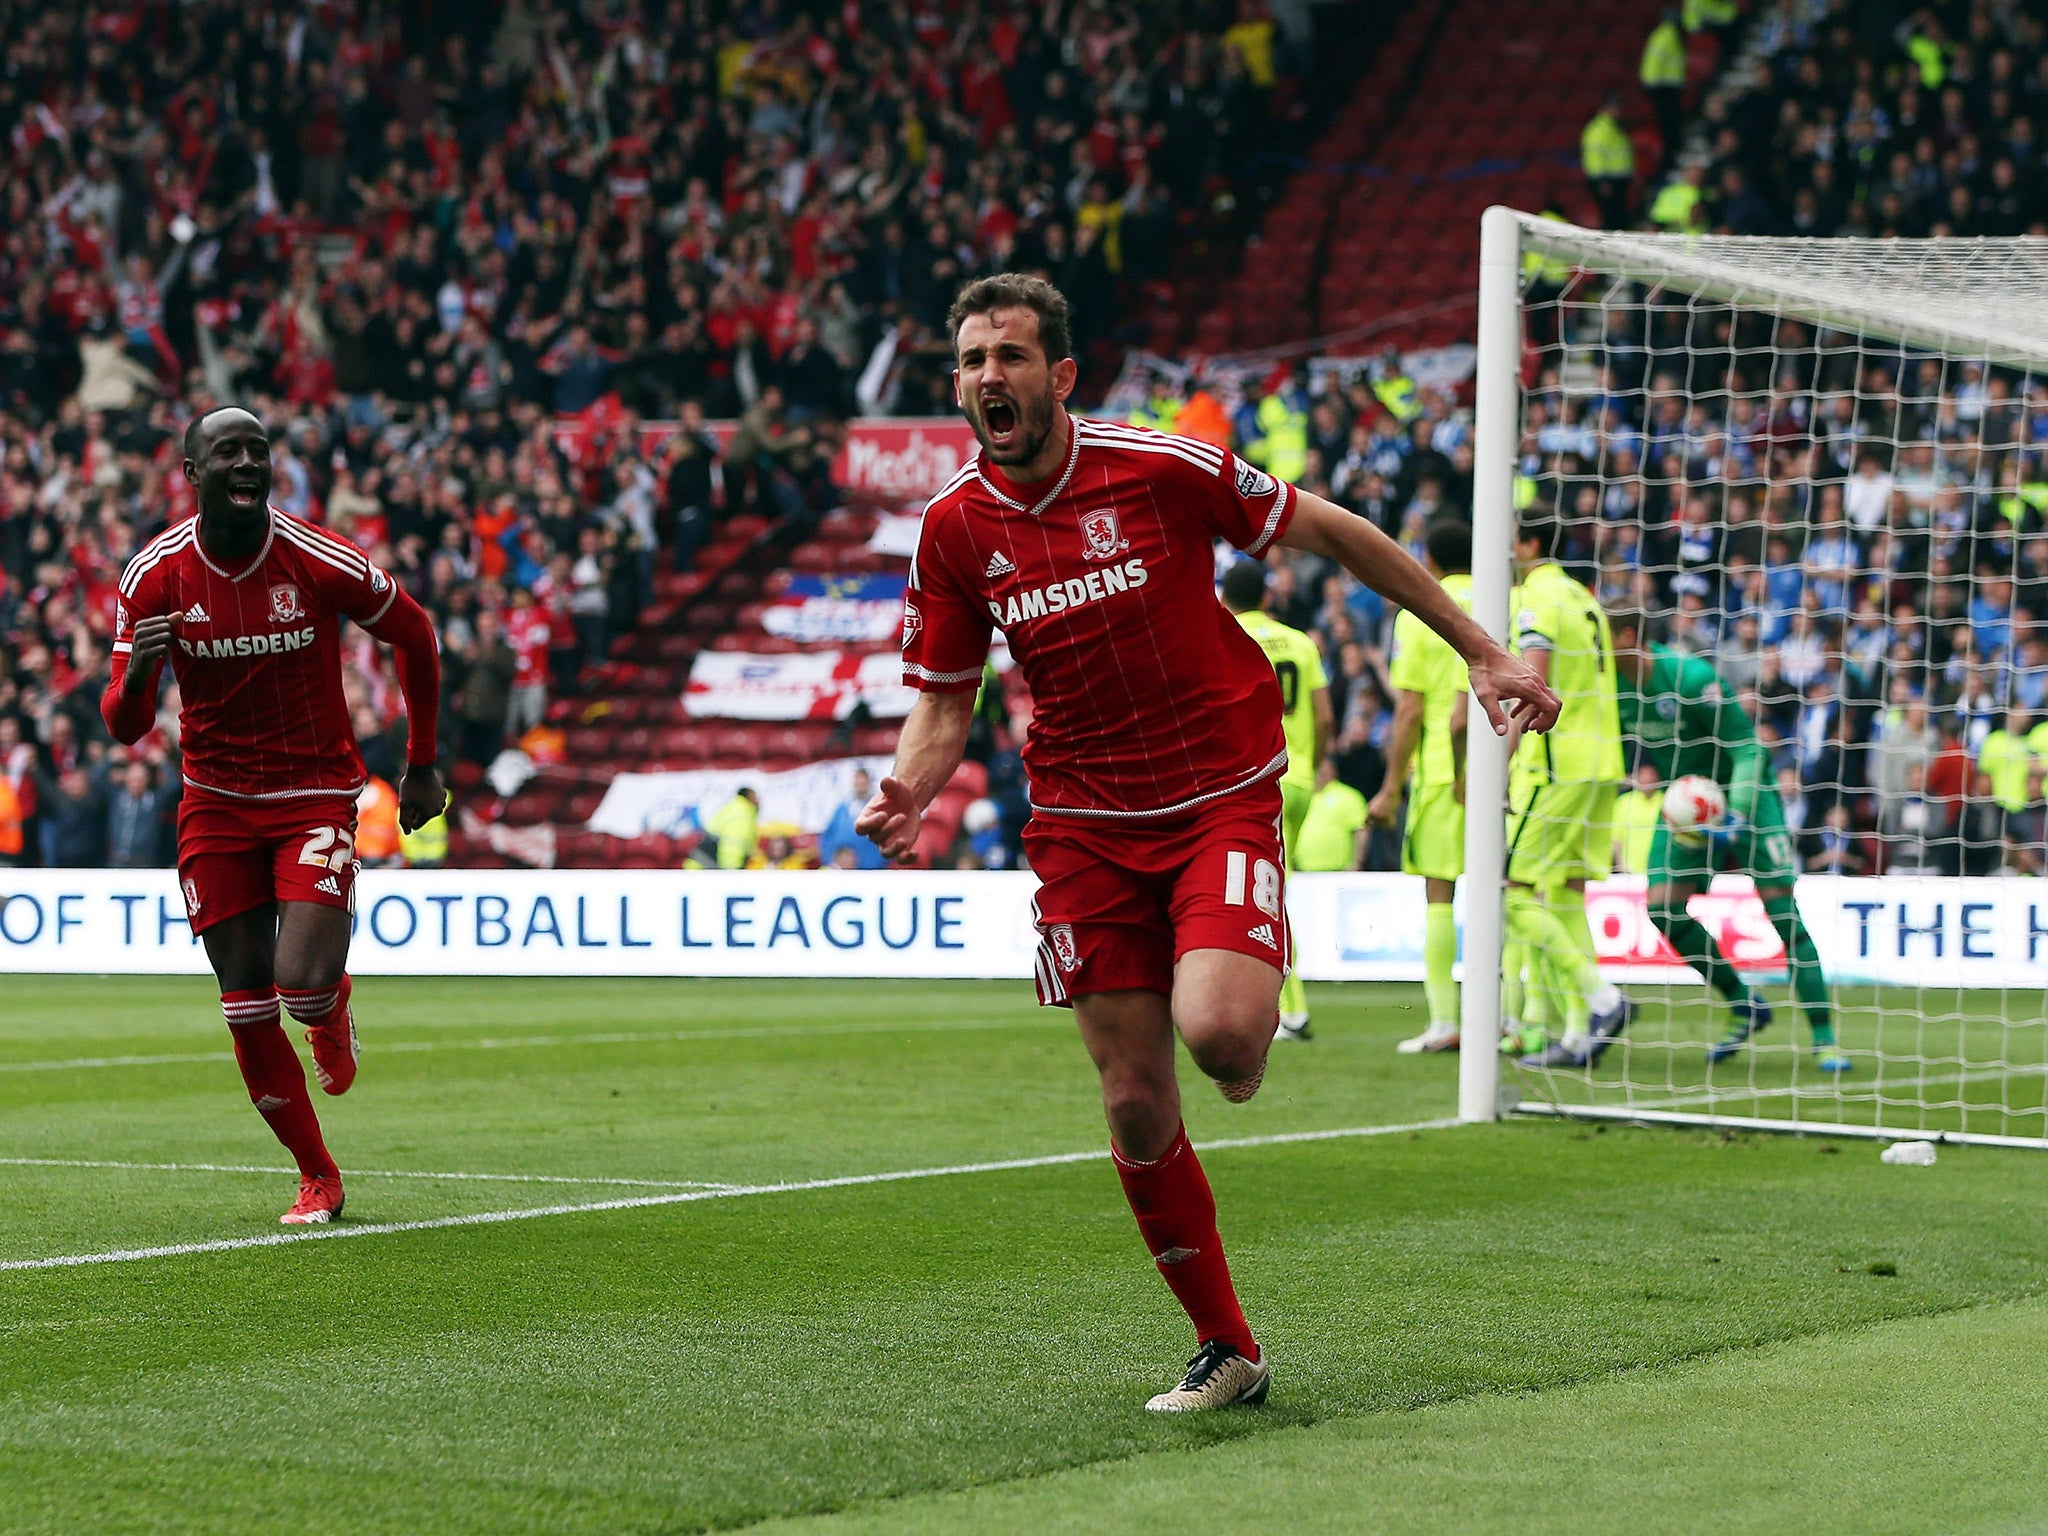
[{"xmin": 1022, "ymin": 782, "xmax": 1289, "ymax": 1006}]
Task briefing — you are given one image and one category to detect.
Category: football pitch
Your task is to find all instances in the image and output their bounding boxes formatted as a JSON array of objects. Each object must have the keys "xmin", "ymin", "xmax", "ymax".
[{"xmin": 5, "ymin": 977, "xmax": 2048, "ymax": 1535}]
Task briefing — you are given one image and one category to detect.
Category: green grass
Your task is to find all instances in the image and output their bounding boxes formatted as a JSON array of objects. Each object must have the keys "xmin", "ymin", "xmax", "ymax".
[{"xmin": 4, "ymin": 976, "xmax": 2048, "ymax": 1533}]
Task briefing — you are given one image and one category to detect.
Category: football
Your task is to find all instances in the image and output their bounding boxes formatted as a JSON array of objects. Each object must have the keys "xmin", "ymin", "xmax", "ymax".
[{"xmin": 1662, "ymin": 775, "xmax": 1728, "ymax": 841}]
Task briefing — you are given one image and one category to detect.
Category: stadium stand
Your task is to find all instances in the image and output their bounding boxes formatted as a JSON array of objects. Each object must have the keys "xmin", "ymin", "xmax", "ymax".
[
  {"xmin": 1184, "ymin": 0, "xmax": 1685, "ymax": 358},
  {"xmin": 0, "ymin": 0, "xmax": 1351, "ymax": 871},
  {"xmin": 13, "ymin": 0, "xmax": 2048, "ymax": 879}
]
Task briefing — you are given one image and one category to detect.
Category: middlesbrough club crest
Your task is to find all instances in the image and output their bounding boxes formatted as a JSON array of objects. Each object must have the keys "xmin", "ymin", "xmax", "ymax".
[
  {"xmin": 182, "ymin": 877, "xmax": 202, "ymax": 917},
  {"xmin": 268, "ymin": 583, "xmax": 304, "ymax": 623},
  {"xmin": 1048, "ymin": 923, "xmax": 1080, "ymax": 974},
  {"xmin": 1078, "ymin": 508, "xmax": 1129, "ymax": 560}
]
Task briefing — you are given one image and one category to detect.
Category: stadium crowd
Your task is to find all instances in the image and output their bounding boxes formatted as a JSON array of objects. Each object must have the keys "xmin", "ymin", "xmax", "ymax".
[
  {"xmin": 1646, "ymin": 0, "xmax": 2048, "ymax": 239},
  {"xmin": 0, "ymin": 0, "xmax": 1300, "ymax": 868},
  {"xmin": 9, "ymin": 0, "xmax": 2048, "ymax": 879}
]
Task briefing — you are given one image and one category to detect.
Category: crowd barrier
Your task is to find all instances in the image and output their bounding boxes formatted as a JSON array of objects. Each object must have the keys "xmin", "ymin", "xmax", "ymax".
[{"xmin": 3, "ymin": 871, "xmax": 2046, "ymax": 987}]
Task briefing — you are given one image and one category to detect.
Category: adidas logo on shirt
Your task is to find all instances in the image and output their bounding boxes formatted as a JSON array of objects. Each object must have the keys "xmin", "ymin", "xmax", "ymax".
[
  {"xmin": 1247, "ymin": 923, "xmax": 1278, "ymax": 950},
  {"xmin": 984, "ymin": 550, "xmax": 1017, "ymax": 579},
  {"xmin": 315, "ymin": 875, "xmax": 342, "ymax": 895},
  {"xmin": 182, "ymin": 603, "xmax": 210, "ymax": 623}
]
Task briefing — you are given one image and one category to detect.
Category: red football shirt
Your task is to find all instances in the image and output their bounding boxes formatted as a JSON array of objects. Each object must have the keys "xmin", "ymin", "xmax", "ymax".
[
  {"xmin": 504, "ymin": 606, "xmax": 552, "ymax": 688},
  {"xmin": 113, "ymin": 508, "xmax": 400, "ymax": 801},
  {"xmin": 904, "ymin": 415, "xmax": 1295, "ymax": 819}
]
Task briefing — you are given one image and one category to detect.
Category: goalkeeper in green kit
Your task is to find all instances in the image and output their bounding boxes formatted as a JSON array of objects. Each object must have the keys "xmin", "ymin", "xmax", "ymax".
[{"xmin": 1607, "ymin": 609, "xmax": 1850, "ymax": 1073}]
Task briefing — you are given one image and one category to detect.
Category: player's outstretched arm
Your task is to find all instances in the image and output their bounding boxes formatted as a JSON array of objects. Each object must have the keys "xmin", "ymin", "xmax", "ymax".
[
  {"xmin": 856, "ymin": 690, "xmax": 975, "ymax": 864},
  {"xmin": 361, "ymin": 588, "xmax": 448, "ymax": 831},
  {"xmin": 101, "ymin": 615, "xmax": 175, "ymax": 744},
  {"xmin": 1278, "ymin": 491, "xmax": 1559, "ymax": 736}
]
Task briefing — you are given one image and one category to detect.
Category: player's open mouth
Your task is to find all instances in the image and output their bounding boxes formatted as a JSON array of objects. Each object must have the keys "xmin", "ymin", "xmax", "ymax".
[
  {"xmin": 227, "ymin": 480, "xmax": 263, "ymax": 508},
  {"xmin": 982, "ymin": 395, "xmax": 1017, "ymax": 445}
]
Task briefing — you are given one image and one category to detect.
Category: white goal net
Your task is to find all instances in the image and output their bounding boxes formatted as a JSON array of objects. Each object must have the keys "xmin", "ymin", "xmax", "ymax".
[{"xmin": 1460, "ymin": 210, "xmax": 2048, "ymax": 1148}]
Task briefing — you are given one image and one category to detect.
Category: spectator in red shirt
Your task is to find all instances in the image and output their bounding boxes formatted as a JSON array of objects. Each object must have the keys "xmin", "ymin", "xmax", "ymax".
[{"xmin": 502, "ymin": 586, "xmax": 554, "ymax": 742}]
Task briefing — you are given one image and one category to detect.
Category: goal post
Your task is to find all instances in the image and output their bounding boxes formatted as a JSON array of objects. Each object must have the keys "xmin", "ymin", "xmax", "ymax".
[{"xmin": 1460, "ymin": 208, "xmax": 2048, "ymax": 1147}]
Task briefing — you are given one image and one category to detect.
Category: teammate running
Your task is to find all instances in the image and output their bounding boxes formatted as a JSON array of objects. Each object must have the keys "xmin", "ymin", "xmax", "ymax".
[
  {"xmin": 1606, "ymin": 608, "xmax": 1849, "ymax": 1072},
  {"xmin": 1220, "ymin": 560, "xmax": 1330, "ymax": 1042},
  {"xmin": 1368, "ymin": 518, "xmax": 1472, "ymax": 1054},
  {"xmin": 102, "ymin": 407, "xmax": 447, "ymax": 1225},
  {"xmin": 860, "ymin": 274, "xmax": 1558, "ymax": 1412},
  {"xmin": 1504, "ymin": 512, "xmax": 1632, "ymax": 1070}
]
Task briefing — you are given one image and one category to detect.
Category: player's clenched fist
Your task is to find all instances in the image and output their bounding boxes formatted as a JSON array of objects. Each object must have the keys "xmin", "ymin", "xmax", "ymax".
[
  {"xmin": 123, "ymin": 614, "xmax": 178, "ymax": 690},
  {"xmin": 398, "ymin": 764, "xmax": 449, "ymax": 833},
  {"xmin": 855, "ymin": 775, "xmax": 922, "ymax": 864}
]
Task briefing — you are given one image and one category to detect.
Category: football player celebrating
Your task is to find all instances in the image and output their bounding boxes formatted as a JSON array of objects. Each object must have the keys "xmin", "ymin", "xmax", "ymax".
[
  {"xmin": 860, "ymin": 276, "xmax": 1558, "ymax": 1411},
  {"xmin": 102, "ymin": 407, "xmax": 447, "ymax": 1225}
]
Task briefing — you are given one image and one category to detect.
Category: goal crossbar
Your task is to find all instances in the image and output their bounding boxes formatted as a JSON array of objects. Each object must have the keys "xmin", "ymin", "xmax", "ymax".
[{"xmin": 1518, "ymin": 213, "xmax": 2048, "ymax": 372}]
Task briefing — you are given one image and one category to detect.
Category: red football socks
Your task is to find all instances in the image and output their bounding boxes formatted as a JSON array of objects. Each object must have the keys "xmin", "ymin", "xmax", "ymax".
[
  {"xmin": 221, "ymin": 989, "xmax": 338, "ymax": 1180},
  {"xmin": 1112, "ymin": 1122, "xmax": 1258, "ymax": 1358},
  {"xmin": 278, "ymin": 975, "xmax": 347, "ymax": 1030}
]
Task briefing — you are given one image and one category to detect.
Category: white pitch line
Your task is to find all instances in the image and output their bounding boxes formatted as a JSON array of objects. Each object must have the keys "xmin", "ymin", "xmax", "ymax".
[
  {"xmin": 0, "ymin": 1050, "xmax": 237, "ymax": 1072},
  {"xmin": 0, "ymin": 1118, "xmax": 1461, "ymax": 1273},
  {"xmin": 0, "ymin": 1015, "xmax": 1054, "ymax": 1075},
  {"xmin": 0, "ymin": 1157, "xmax": 737, "ymax": 1191}
]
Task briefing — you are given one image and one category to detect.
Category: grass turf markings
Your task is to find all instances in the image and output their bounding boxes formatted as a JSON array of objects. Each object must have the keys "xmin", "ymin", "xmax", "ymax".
[
  {"xmin": 0, "ymin": 1156, "xmax": 741, "ymax": 1189},
  {"xmin": 0, "ymin": 1117, "xmax": 1460, "ymax": 1272}
]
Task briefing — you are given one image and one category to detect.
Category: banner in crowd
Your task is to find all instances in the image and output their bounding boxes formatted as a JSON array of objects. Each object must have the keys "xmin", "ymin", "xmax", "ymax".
[
  {"xmin": 683, "ymin": 651, "xmax": 918, "ymax": 721},
  {"xmin": 760, "ymin": 574, "xmax": 906, "ymax": 644},
  {"xmin": 586, "ymin": 756, "xmax": 892, "ymax": 840},
  {"xmin": 5, "ymin": 870, "xmax": 2046, "ymax": 984},
  {"xmin": 832, "ymin": 419, "xmax": 978, "ymax": 503}
]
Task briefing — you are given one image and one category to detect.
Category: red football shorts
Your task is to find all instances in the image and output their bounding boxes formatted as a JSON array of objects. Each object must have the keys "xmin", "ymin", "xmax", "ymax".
[
  {"xmin": 176, "ymin": 790, "xmax": 361, "ymax": 933},
  {"xmin": 1021, "ymin": 779, "xmax": 1287, "ymax": 1006}
]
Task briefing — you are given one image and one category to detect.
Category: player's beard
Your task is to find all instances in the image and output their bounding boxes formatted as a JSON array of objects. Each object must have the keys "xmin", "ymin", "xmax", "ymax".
[{"xmin": 972, "ymin": 384, "xmax": 1055, "ymax": 468}]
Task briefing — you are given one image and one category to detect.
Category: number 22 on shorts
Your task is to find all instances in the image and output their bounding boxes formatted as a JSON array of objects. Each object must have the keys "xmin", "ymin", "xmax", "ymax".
[
  {"xmin": 298, "ymin": 826, "xmax": 357, "ymax": 871},
  {"xmin": 1223, "ymin": 850, "xmax": 1282, "ymax": 918}
]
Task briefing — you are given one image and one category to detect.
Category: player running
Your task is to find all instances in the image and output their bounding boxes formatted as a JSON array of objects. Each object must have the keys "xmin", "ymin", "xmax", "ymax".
[
  {"xmin": 1219, "ymin": 561, "xmax": 1330, "ymax": 1043},
  {"xmin": 1606, "ymin": 608, "xmax": 1849, "ymax": 1073},
  {"xmin": 859, "ymin": 275, "xmax": 1558, "ymax": 1412},
  {"xmin": 101, "ymin": 407, "xmax": 447, "ymax": 1225},
  {"xmin": 1368, "ymin": 517, "xmax": 1472, "ymax": 1054},
  {"xmin": 1504, "ymin": 512, "xmax": 1633, "ymax": 1070}
]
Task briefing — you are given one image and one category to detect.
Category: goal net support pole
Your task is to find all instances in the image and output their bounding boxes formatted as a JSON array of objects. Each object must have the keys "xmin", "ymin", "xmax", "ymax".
[{"xmin": 1458, "ymin": 205, "xmax": 1525, "ymax": 1123}]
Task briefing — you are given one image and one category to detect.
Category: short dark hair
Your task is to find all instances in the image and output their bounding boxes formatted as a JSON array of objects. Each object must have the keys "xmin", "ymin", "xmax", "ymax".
[
  {"xmin": 183, "ymin": 405, "xmax": 256, "ymax": 463},
  {"xmin": 1424, "ymin": 518, "xmax": 1472, "ymax": 575},
  {"xmin": 1607, "ymin": 604, "xmax": 1648, "ymax": 643},
  {"xmin": 946, "ymin": 274, "xmax": 1072, "ymax": 362},
  {"xmin": 1219, "ymin": 559, "xmax": 1269, "ymax": 612},
  {"xmin": 1517, "ymin": 506, "xmax": 1563, "ymax": 559}
]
